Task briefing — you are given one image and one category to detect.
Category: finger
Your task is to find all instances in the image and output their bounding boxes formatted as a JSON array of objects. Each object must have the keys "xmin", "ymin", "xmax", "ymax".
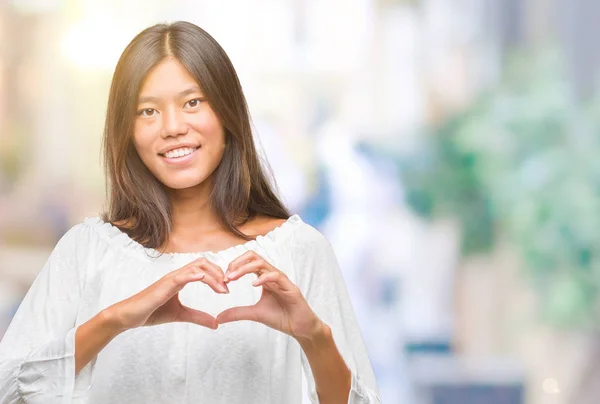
[
  {"xmin": 178, "ymin": 305, "xmax": 218, "ymax": 329},
  {"xmin": 171, "ymin": 267, "xmax": 206, "ymax": 289},
  {"xmin": 216, "ymin": 305, "xmax": 258, "ymax": 325},
  {"xmin": 172, "ymin": 267, "xmax": 227, "ymax": 294},
  {"xmin": 226, "ymin": 251, "xmax": 259, "ymax": 276},
  {"xmin": 151, "ymin": 268, "xmax": 205, "ymax": 306},
  {"xmin": 251, "ymin": 271, "xmax": 291, "ymax": 291},
  {"xmin": 225, "ymin": 259, "xmax": 273, "ymax": 283},
  {"xmin": 190, "ymin": 258, "xmax": 221, "ymax": 281},
  {"xmin": 199, "ymin": 272, "xmax": 229, "ymax": 294},
  {"xmin": 194, "ymin": 259, "xmax": 228, "ymax": 291}
]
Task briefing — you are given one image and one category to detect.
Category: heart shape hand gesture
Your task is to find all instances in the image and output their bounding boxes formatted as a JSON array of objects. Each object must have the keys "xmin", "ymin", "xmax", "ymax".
[{"xmin": 106, "ymin": 252, "xmax": 324, "ymax": 342}]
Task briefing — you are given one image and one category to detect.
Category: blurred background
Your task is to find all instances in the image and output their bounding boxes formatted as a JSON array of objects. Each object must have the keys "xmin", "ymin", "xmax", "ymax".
[{"xmin": 1, "ymin": 0, "xmax": 600, "ymax": 403}]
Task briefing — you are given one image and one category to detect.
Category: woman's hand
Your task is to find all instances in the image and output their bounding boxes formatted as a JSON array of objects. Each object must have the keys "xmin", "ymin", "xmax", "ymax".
[
  {"xmin": 105, "ymin": 257, "xmax": 230, "ymax": 331},
  {"xmin": 217, "ymin": 251, "xmax": 324, "ymax": 341}
]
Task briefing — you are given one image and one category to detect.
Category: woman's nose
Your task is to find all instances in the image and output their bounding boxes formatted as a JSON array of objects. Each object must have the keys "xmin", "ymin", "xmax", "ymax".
[{"xmin": 161, "ymin": 108, "xmax": 188, "ymax": 138}]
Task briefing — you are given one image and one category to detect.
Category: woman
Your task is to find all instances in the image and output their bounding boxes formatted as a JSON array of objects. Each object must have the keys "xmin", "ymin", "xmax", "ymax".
[{"xmin": 0, "ymin": 21, "xmax": 380, "ymax": 403}]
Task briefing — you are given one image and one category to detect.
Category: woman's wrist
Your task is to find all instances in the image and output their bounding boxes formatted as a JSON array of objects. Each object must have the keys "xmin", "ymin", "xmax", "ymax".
[
  {"xmin": 295, "ymin": 319, "xmax": 329, "ymax": 349},
  {"xmin": 101, "ymin": 307, "xmax": 129, "ymax": 334},
  {"xmin": 75, "ymin": 310, "xmax": 125, "ymax": 375}
]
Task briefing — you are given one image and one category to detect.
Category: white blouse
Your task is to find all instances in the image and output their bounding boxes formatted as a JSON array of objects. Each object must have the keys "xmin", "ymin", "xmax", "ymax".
[{"xmin": 0, "ymin": 214, "xmax": 380, "ymax": 403}]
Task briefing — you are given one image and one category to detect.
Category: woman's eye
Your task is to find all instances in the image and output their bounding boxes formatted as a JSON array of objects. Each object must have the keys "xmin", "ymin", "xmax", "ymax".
[
  {"xmin": 185, "ymin": 98, "xmax": 203, "ymax": 108},
  {"xmin": 137, "ymin": 108, "xmax": 157, "ymax": 117}
]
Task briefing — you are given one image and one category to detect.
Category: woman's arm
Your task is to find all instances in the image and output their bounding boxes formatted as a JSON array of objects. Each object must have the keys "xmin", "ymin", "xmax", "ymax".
[
  {"xmin": 297, "ymin": 322, "xmax": 352, "ymax": 404},
  {"xmin": 74, "ymin": 310, "xmax": 122, "ymax": 375}
]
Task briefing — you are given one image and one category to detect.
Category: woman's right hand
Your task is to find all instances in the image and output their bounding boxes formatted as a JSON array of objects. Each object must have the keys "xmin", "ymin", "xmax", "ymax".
[{"xmin": 105, "ymin": 257, "xmax": 229, "ymax": 331}]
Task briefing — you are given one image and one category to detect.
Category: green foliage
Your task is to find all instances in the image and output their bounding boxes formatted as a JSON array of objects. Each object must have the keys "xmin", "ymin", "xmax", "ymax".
[{"xmin": 401, "ymin": 52, "xmax": 600, "ymax": 328}]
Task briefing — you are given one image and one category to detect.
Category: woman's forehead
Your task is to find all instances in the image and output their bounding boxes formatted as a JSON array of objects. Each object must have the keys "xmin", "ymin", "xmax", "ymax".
[{"xmin": 138, "ymin": 58, "xmax": 202, "ymax": 101}]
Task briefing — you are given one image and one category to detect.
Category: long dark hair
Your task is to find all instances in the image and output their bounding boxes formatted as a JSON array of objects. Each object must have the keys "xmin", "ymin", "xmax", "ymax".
[{"xmin": 100, "ymin": 21, "xmax": 290, "ymax": 253}]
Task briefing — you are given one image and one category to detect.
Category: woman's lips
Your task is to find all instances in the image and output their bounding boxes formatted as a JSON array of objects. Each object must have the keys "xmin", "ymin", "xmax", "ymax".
[{"xmin": 160, "ymin": 147, "xmax": 200, "ymax": 166}]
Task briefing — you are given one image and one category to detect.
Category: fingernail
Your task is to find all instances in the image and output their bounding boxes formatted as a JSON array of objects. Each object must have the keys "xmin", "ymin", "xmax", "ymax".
[
  {"xmin": 218, "ymin": 284, "xmax": 228, "ymax": 293},
  {"xmin": 224, "ymin": 284, "xmax": 230, "ymax": 293}
]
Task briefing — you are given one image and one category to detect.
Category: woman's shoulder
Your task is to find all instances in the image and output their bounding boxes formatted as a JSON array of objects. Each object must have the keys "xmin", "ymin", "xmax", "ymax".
[
  {"xmin": 48, "ymin": 218, "xmax": 111, "ymax": 262},
  {"xmin": 242, "ymin": 215, "xmax": 288, "ymax": 238},
  {"xmin": 256, "ymin": 214, "xmax": 331, "ymax": 252},
  {"xmin": 78, "ymin": 215, "xmax": 136, "ymax": 252},
  {"xmin": 236, "ymin": 213, "xmax": 327, "ymax": 251}
]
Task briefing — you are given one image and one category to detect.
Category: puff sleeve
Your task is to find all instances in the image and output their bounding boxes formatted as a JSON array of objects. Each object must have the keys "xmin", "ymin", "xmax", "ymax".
[
  {"xmin": 289, "ymin": 224, "xmax": 381, "ymax": 403},
  {"xmin": 0, "ymin": 223, "xmax": 94, "ymax": 403}
]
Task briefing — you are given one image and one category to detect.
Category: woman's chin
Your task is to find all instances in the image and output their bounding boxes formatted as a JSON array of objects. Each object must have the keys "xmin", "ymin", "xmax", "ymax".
[{"xmin": 160, "ymin": 176, "xmax": 208, "ymax": 191}]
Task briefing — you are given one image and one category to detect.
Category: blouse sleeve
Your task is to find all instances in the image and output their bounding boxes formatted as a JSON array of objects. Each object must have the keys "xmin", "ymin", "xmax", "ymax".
[
  {"xmin": 289, "ymin": 224, "xmax": 381, "ymax": 404},
  {"xmin": 0, "ymin": 223, "xmax": 95, "ymax": 404}
]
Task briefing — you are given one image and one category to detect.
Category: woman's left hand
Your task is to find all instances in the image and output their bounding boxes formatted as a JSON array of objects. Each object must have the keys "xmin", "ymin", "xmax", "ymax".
[{"xmin": 217, "ymin": 251, "xmax": 323, "ymax": 341}]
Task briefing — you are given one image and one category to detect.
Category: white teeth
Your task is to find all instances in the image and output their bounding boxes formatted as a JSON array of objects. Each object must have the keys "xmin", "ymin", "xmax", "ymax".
[{"xmin": 163, "ymin": 147, "xmax": 196, "ymax": 159}]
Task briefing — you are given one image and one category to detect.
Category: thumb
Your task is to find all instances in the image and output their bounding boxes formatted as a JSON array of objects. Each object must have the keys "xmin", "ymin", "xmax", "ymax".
[
  {"xmin": 217, "ymin": 305, "xmax": 258, "ymax": 324},
  {"xmin": 178, "ymin": 305, "xmax": 218, "ymax": 330}
]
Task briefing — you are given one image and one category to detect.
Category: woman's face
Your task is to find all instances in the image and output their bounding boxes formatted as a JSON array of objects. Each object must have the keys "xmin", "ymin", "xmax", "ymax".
[{"xmin": 133, "ymin": 57, "xmax": 226, "ymax": 191}]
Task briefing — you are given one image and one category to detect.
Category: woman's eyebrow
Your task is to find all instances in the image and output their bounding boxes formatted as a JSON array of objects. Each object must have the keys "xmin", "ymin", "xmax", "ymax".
[{"xmin": 138, "ymin": 86, "xmax": 202, "ymax": 104}]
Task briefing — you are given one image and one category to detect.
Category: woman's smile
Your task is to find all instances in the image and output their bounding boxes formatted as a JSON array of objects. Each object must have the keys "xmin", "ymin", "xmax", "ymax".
[{"xmin": 160, "ymin": 146, "xmax": 201, "ymax": 166}]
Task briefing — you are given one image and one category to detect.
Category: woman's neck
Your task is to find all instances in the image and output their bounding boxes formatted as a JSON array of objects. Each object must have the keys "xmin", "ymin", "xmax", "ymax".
[{"xmin": 167, "ymin": 180, "xmax": 224, "ymax": 234}]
